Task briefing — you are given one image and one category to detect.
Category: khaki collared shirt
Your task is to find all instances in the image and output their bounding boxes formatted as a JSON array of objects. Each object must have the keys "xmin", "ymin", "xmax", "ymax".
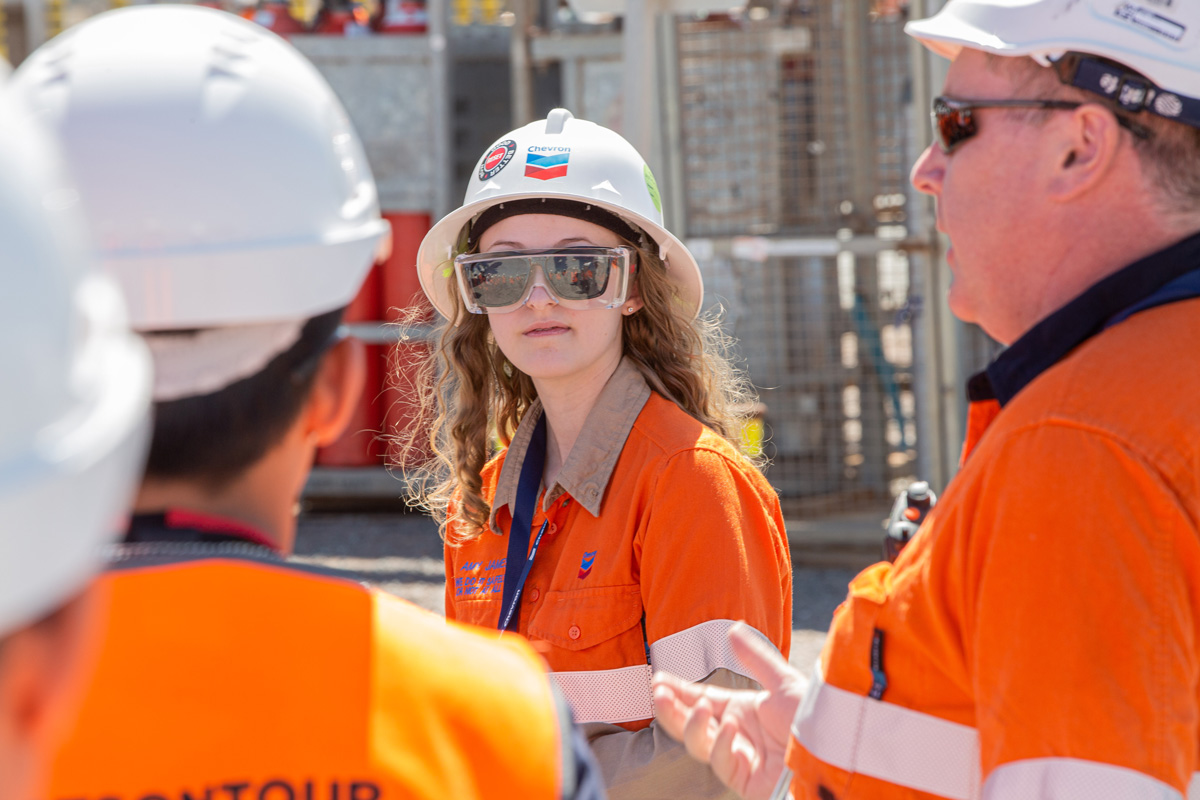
[
  {"xmin": 488, "ymin": 357, "xmax": 652, "ymax": 530},
  {"xmin": 446, "ymin": 357, "xmax": 792, "ymax": 799}
]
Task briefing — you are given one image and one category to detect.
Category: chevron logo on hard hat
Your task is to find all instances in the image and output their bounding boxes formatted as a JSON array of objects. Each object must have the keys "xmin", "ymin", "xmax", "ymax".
[{"xmin": 525, "ymin": 150, "xmax": 570, "ymax": 180}]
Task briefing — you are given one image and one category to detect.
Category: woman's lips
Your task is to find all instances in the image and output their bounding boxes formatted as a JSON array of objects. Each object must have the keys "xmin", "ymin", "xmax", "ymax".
[{"xmin": 524, "ymin": 323, "xmax": 570, "ymax": 336}]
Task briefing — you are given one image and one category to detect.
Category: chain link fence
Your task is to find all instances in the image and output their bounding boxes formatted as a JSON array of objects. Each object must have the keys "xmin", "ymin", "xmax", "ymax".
[{"xmin": 675, "ymin": 5, "xmax": 924, "ymax": 516}]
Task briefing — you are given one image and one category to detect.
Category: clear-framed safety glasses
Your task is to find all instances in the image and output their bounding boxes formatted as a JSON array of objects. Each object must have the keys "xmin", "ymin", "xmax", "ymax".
[{"xmin": 453, "ymin": 246, "xmax": 634, "ymax": 314}]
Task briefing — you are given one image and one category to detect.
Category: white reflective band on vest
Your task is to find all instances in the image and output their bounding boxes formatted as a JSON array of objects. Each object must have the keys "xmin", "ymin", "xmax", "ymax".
[
  {"xmin": 552, "ymin": 619, "xmax": 775, "ymax": 724},
  {"xmin": 794, "ymin": 661, "xmax": 1200, "ymax": 800}
]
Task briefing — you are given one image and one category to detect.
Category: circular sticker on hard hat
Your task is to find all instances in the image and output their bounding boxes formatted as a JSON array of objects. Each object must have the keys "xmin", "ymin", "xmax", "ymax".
[{"xmin": 479, "ymin": 140, "xmax": 517, "ymax": 181}]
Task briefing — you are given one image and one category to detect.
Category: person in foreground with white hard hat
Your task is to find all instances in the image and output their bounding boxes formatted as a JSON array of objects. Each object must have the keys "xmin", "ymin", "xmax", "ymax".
[
  {"xmin": 408, "ymin": 109, "xmax": 793, "ymax": 798},
  {"xmin": 653, "ymin": 1, "xmax": 1200, "ymax": 798},
  {"xmin": 0, "ymin": 83, "xmax": 151, "ymax": 800},
  {"xmin": 11, "ymin": 7, "xmax": 603, "ymax": 798}
]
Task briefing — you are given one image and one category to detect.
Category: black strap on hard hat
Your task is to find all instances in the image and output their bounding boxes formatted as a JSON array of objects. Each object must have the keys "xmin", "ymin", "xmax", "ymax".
[
  {"xmin": 467, "ymin": 198, "xmax": 648, "ymax": 251},
  {"xmin": 1052, "ymin": 51, "xmax": 1200, "ymax": 131}
]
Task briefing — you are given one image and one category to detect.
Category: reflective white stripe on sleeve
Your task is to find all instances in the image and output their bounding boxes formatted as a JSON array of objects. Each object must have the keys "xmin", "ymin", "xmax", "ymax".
[
  {"xmin": 793, "ymin": 661, "xmax": 1200, "ymax": 800},
  {"xmin": 649, "ymin": 619, "xmax": 778, "ymax": 682},
  {"xmin": 792, "ymin": 659, "xmax": 982, "ymax": 800},
  {"xmin": 551, "ymin": 664, "xmax": 654, "ymax": 724},
  {"xmin": 551, "ymin": 620, "xmax": 775, "ymax": 724},
  {"xmin": 984, "ymin": 759, "xmax": 1182, "ymax": 799}
]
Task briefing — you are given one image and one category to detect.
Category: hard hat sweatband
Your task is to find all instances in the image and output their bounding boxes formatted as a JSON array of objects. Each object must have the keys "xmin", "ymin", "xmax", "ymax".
[{"xmin": 466, "ymin": 198, "xmax": 648, "ymax": 251}]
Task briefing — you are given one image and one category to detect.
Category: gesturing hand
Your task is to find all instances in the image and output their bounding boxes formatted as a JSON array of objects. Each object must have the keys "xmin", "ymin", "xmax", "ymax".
[{"xmin": 651, "ymin": 622, "xmax": 808, "ymax": 800}]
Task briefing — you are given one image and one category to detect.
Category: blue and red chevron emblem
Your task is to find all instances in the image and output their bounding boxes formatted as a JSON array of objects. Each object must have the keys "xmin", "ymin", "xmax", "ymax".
[
  {"xmin": 577, "ymin": 550, "xmax": 597, "ymax": 579},
  {"xmin": 525, "ymin": 149, "xmax": 570, "ymax": 180}
]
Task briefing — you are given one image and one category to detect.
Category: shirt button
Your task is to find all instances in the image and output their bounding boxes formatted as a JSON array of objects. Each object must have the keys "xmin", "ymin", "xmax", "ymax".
[
  {"xmin": 528, "ymin": 588, "xmax": 540, "ymax": 602},
  {"xmin": 548, "ymin": 523, "xmax": 558, "ymax": 535},
  {"xmin": 568, "ymin": 625, "xmax": 581, "ymax": 640}
]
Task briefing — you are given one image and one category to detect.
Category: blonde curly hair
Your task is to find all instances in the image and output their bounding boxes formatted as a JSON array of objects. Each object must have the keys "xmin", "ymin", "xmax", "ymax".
[{"xmin": 391, "ymin": 232, "xmax": 761, "ymax": 542}]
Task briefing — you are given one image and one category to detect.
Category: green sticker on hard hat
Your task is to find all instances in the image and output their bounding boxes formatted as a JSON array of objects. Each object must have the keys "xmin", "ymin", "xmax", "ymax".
[{"xmin": 644, "ymin": 165, "xmax": 662, "ymax": 214}]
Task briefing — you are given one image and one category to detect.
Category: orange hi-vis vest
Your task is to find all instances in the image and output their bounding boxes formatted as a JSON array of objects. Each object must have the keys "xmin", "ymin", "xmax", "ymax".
[
  {"xmin": 785, "ymin": 233, "xmax": 1200, "ymax": 798},
  {"xmin": 49, "ymin": 541, "xmax": 570, "ymax": 800}
]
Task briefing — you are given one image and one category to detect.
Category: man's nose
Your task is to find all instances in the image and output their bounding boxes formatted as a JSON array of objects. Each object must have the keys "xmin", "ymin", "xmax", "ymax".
[{"xmin": 910, "ymin": 142, "xmax": 945, "ymax": 197}]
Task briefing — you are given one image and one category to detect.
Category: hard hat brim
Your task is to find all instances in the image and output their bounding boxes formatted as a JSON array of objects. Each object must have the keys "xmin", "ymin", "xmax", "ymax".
[{"xmin": 108, "ymin": 219, "xmax": 391, "ymax": 331}]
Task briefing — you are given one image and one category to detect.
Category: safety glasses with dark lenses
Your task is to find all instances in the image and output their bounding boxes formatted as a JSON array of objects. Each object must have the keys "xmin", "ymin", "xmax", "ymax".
[
  {"xmin": 931, "ymin": 95, "xmax": 1152, "ymax": 154},
  {"xmin": 454, "ymin": 246, "xmax": 634, "ymax": 314}
]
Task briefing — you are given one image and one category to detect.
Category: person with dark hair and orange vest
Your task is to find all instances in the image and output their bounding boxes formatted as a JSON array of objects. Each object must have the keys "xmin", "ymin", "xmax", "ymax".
[
  {"xmin": 407, "ymin": 110, "xmax": 793, "ymax": 798},
  {"xmin": 11, "ymin": 8, "xmax": 603, "ymax": 799},
  {"xmin": 0, "ymin": 78, "xmax": 151, "ymax": 800},
  {"xmin": 651, "ymin": 1, "xmax": 1200, "ymax": 799}
]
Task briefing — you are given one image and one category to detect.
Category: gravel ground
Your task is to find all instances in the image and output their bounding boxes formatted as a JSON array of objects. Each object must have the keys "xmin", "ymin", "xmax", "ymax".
[{"xmin": 293, "ymin": 511, "xmax": 860, "ymax": 678}]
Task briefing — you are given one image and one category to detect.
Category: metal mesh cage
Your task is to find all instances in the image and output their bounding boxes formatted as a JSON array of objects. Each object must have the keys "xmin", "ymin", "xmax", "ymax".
[{"xmin": 678, "ymin": 4, "xmax": 921, "ymax": 514}]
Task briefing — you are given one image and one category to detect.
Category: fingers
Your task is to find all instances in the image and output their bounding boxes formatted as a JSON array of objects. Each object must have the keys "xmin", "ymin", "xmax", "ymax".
[
  {"xmin": 652, "ymin": 679, "xmax": 725, "ymax": 759},
  {"xmin": 708, "ymin": 714, "xmax": 761, "ymax": 800},
  {"xmin": 653, "ymin": 671, "xmax": 735, "ymax": 717},
  {"xmin": 651, "ymin": 679, "xmax": 691, "ymax": 743},
  {"xmin": 729, "ymin": 621, "xmax": 799, "ymax": 693},
  {"xmin": 679, "ymin": 695, "xmax": 719, "ymax": 764}
]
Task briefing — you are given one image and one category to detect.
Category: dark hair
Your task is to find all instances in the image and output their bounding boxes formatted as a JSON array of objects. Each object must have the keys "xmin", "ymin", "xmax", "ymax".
[{"xmin": 144, "ymin": 308, "xmax": 345, "ymax": 489}]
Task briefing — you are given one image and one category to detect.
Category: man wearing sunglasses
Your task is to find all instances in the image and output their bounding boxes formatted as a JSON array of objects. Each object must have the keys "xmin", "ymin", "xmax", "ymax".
[{"xmin": 652, "ymin": 1, "xmax": 1200, "ymax": 798}]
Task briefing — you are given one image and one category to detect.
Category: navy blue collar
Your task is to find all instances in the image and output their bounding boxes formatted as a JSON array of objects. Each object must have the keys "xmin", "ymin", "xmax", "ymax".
[{"xmin": 969, "ymin": 229, "xmax": 1200, "ymax": 406}]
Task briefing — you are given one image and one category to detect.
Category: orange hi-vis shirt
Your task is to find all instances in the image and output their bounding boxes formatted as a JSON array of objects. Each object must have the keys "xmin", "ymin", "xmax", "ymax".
[
  {"xmin": 445, "ymin": 358, "xmax": 792, "ymax": 796},
  {"xmin": 49, "ymin": 537, "xmax": 576, "ymax": 800},
  {"xmin": 786, "ymin": 232, "xmax": 1200, "ymax": 799}
]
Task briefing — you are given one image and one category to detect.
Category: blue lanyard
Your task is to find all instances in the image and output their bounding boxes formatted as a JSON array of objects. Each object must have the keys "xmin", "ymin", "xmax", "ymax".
[
  {"xmin": 498, "ymin": 414, "xmax": 547, "ymax": 633},
  {"xmin": 498, "ymin": 519, "xmax": 549, "ymax": 632}
]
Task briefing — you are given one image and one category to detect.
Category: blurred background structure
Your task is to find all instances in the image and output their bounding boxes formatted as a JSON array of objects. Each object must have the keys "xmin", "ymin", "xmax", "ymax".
[{"xmin": 5, "ymin": 0, "xmax": 1002, "ymax": 547}]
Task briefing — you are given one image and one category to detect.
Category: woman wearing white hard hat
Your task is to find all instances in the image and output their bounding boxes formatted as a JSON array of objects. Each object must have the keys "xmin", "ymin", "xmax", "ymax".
[
  {"xmin": 0, "ymin": 83, "xmax": 151, "ymax": 800},
  {"xmin": 408, "ymin": 109, "xmax": 792, "ymax": 795}
]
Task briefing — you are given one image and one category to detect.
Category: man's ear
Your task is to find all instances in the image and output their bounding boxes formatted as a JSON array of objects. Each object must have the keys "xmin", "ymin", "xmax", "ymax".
[
  {"xmin": 0, "ymin": 590, "xmax": 99, "ymax": 796},
  {"xmin": 303, "ymin": 337, "xmax": 366, "ymax": 448},
  {"xmin": 1048, "ymin": 103, "xmax": 1124, "ymax": 202}
]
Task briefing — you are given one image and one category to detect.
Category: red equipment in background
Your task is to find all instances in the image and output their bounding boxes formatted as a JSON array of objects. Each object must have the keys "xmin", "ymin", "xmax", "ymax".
[
  {"xmin": 375, "ymin": 0, "xmax": 427, "ymax": 33},
  {"xmin": 316, "ymin": 212, "xmax": 433, "ymax": 468},
  {"xmin": 246, "ymin": 0, "xmax": 307, "ymax": 35}
]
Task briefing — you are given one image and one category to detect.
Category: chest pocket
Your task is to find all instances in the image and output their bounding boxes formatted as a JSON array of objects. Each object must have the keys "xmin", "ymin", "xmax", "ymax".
[{"xmin": 528, "ymin": 584, "xmax": 643, "ymax": 653}]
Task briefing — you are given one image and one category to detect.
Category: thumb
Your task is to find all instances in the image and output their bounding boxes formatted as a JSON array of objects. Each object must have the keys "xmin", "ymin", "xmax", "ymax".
[{"xmin": 729, "ymin": 621, "xmax": 795, "ymax": 693}]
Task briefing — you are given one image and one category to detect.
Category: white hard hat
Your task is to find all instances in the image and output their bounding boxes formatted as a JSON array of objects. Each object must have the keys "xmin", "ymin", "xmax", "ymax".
[
  {"xmin": 906, "ymin": 1, "xmax": 1200, "ymax": 129},
  {"xmin": 10, "ymin": 5, "xmax": 390, "ymax": 333},
  {"xmin": 0, "ymin": 87, "xmax": 152, "ymax": 637},
  {"xmin": 417, "ymin": 108, "xmax": 703, "ymax": 322}
]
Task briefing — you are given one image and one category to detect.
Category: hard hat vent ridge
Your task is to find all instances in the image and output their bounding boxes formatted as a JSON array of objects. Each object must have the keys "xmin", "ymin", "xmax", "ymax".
[{"xmin": 545, "ymin": 108, "xmax": 573, "ymax": 135}]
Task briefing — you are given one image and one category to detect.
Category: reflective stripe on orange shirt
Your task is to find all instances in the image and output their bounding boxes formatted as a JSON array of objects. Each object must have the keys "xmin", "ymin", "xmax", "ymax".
[
  {"xmin": 552, "ymin": 620, "xmax": 779, "ymax": 724},
  {"xmin": 792, "ymin": 661, "xmax": 1200, "ymax": 800}
]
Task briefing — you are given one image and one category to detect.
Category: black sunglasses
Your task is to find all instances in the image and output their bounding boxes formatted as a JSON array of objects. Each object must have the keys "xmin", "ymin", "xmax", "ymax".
[{"xmin": 931, "ymin": 95, "xmax": 1152, "ymax": 154}]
